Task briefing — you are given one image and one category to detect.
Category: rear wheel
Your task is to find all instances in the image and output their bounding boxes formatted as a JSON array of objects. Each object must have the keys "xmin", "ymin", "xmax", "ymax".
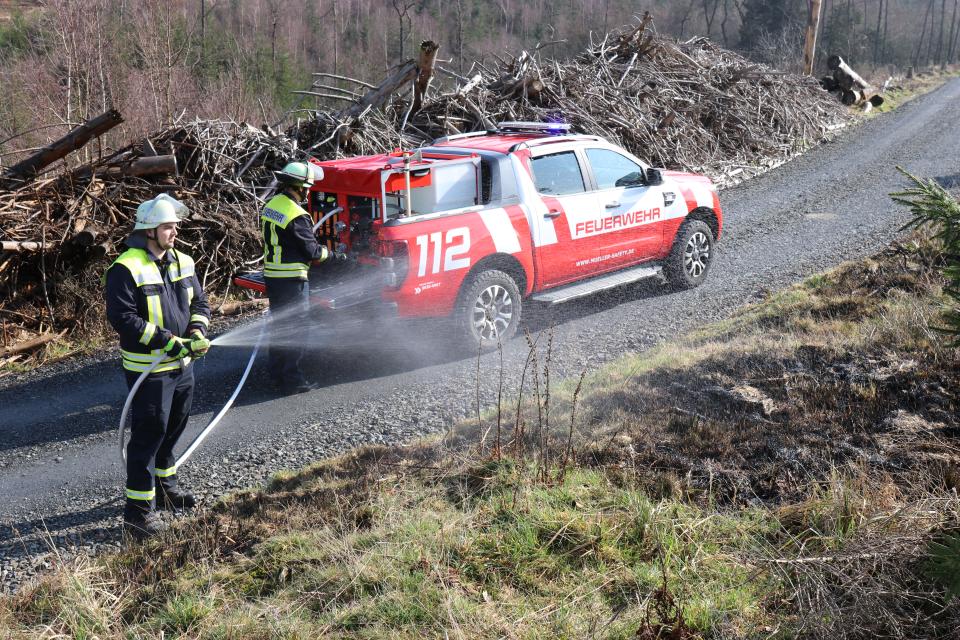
[
  {"xmin": 454, "ymin": 269, "xmax": 522, "ymax": 351},
  {"xmin": 664, "ymin": 219, "xmax": 715, "ymax": 290}
]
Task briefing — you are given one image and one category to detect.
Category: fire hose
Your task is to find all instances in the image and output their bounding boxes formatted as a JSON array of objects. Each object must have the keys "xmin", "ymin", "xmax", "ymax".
[{"xmin": 117, "ymin": 318, "xmax": 267, "ymax": 467}]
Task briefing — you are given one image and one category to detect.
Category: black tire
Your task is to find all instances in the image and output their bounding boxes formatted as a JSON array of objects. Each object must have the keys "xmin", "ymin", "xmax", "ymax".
[
  {"xmin": 663, "ymin": 219, "xmax": 715, "ymax": 290},
  {"xmin": 454, "ymin": 269, "xmax": 522, "ymax": 351}
]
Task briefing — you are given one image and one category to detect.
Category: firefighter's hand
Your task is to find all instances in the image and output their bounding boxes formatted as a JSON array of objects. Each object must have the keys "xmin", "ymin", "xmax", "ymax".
[
  {"xmin": 187, "ymin": 331, "xmax": 210, "ymax": 358},
  {"xmin": 163, "ymin": 336, "xmax": 190, "ymax": 359}
]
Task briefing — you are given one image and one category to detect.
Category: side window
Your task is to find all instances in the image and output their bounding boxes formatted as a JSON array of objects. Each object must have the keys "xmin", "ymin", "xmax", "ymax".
[
  {"xmin": 530, "ymin": 151, "xmax": 586, "ymax": 196},
  {"xmin": 586, "ymin": 148, "xmax": 645, "ymax": 190}
]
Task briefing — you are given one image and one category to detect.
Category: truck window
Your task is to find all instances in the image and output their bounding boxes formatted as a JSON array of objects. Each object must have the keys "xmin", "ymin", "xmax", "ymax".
[
  {"xmin": 585, "ymin": 148, "xmax": 645, "ymax": 190},
  {"xmin": 530, "ymin": 151, "xmax": 586, "ymax": 195}
]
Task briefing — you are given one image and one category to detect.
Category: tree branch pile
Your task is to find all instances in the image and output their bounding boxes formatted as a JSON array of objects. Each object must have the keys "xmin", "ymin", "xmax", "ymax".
[
  {"xmin": 0, "ymin": 120, "xmax": 297, "ymax": 362},
  {"xmin": 292, "ymin": 16, "xmax": 852, "ymax": 187},
  {"xmin": 0, "ymin": 18, "xmax": 853, "ymax": 362}
]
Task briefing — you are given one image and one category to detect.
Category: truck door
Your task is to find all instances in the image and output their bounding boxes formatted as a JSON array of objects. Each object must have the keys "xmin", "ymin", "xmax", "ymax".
[
  {"xmin": 578, "ymin": 147, "xmax": 665, "ymax": 270},
  {"xmin": 526, "ymin": 149, "xmax": 607, "ymax": 288}
]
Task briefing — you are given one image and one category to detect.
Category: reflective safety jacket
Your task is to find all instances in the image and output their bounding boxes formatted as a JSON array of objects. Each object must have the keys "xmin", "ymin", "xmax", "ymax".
[
  {"xmin": 105, "ymin": 243, "xmax": 210, "ymax": 374},
  {"xmin": 260, "ymin": 193, "xmax": 329, "ymax": 280}
]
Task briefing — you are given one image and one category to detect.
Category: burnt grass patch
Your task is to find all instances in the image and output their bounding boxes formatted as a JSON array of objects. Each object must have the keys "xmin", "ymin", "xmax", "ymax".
[{"xmin": 576, "ymin": 239, "xmax": 959, "ymax": 505}]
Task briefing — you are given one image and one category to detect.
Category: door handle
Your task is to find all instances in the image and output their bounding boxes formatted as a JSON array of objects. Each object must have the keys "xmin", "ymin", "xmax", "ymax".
[
  {"xmin": 544, "ymin": 210, "xmax": 562, "ymax": 219},
  {"xmin": 605, "ymin": 201, "xmax": 621, "ymax": 209}
]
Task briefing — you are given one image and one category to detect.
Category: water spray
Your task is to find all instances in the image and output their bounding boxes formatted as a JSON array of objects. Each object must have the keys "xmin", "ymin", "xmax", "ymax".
[{"xmin": 117, "ymin": 316, "xmax": 268, "ymax": 466}]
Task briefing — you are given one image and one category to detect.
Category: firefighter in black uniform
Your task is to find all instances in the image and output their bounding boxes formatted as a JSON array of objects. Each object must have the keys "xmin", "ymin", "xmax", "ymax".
[
  {"xmin": 105, "ymin": 194, "xmax": 211, "ymax": 539},
  {"xmin": 261, "ymin": 161, "xmax": 343, "ymax": 393}
]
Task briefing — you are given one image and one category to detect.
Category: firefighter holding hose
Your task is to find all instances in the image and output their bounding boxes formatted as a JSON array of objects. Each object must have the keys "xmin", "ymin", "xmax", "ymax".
[
  {"xmin": 105, "ymin": 194, "xmax": 211, "ymax": 539},
  {"xmin": 260, "ymin": 161, "xmax": 344, "ymax": 394}
]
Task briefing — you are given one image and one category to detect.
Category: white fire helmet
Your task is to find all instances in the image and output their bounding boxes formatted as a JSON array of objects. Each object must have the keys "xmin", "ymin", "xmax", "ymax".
[
  {"xmin": 275, "ymin": 161, "xmax": 322, "ymax": 188},
  {"xmin": 134, "ymin": 194, "xmax": 189, "ymax": 231}
]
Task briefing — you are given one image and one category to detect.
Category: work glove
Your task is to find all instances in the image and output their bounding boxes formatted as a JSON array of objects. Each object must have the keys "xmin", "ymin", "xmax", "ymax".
[
  {"xmin": 163, "ymin": 336, "xmax": 190, "ymax": 360},
  {"xmin": 187, "ymin": 330, "xmax": 210, "ymax": 358}
]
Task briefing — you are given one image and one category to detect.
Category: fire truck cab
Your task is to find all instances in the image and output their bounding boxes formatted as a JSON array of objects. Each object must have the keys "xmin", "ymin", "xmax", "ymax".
[{"xmin": 235, "ymin": 122, "xmax": 723, "ymax": 349}]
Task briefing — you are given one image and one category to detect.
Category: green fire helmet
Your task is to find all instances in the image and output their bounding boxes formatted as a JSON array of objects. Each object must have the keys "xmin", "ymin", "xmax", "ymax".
[
  {"xmin": 275, "ymin": 161, "xmax": 323, "ymax": 189},
  {"xmin": 134, "ymin": 193, "xmax": 189, "ymax": 230}
]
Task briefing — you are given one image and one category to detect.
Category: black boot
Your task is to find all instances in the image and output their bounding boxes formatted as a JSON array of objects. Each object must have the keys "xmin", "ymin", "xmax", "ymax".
[
  {"xmin": 123, "ymin": 499, "xmax": 166, "ymax": 540},
  {"xmin": 156, "ymin": 480, "xmax": 197, "ymax": 511}
]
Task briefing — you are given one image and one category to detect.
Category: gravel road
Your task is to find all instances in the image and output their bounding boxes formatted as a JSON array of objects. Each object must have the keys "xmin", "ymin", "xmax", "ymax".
[{"xmin": 2, "ymin": 78, "xmax": 959, "ymax": 594}]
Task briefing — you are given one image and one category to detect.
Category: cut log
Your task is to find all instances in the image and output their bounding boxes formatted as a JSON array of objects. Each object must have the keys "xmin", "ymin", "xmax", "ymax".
[
  {"xmin": 2, "ymin": 241, "xmax": 54, "ymax": 252},
  {"xmin": 216, "ymin": 298, "xmax": 268, "ymax": 316},
  {"xmin": 115, "ymin": 154, "xmax": 178, "ymax": 177},
  {"xmin": 87, "ymin": 240, "xmax": 113, "ymax": 259},
  {"xmin": 0, "ymin": 330, "xmax": 65, "ymax": 358},
  {"xmin": 77, "ymin": 154, "xmax": 178, "ymax": 179},
  {"xmin": 3, "ymin": 110, "xmax": 123, "ymax": 184},
  {"xmin": 827, "ymin": 54, "xmax": 872, "ymax": 91}
]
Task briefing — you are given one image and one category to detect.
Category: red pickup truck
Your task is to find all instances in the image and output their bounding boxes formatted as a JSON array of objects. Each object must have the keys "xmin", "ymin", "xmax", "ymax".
[{"xmin": 235, "ymin": 122, "xmax": 722, "ymax": 349}]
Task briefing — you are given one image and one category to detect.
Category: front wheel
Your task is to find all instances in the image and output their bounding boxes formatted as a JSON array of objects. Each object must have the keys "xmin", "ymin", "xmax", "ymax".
[
  {"xmin": 454, "ymin": 269, "xmax": 522, "ymax": 351},
  {"xmin": 663, "ymin": 219, "xmax": 715, "ymax": 290}
]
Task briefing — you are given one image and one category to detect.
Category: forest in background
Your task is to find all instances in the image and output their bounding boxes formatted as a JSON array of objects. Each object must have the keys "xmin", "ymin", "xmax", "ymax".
[{"xmin": 0, "ymin": 0, "xmax": 958, "ymax": 169}]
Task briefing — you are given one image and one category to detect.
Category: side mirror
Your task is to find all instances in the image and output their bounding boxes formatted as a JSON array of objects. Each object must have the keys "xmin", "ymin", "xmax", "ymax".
[
  {"xmin": 644, "ymin": 168, "xmax": 663, "ymax": 186},
  {"xmin": 614, "ymin": 172, "xmax": 645, "ymax": 188}
]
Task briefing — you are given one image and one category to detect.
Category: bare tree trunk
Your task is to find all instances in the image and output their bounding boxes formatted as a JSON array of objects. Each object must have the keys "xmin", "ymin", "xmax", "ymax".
[
  {"xmin": 333, "ymin": 0, "xmax": 339, "ymax": 76},
  {"xmin": 200, "ymin": 0, "xmax": 206, "ymax": 64},
  {"xmin": 873, "ymin": 0, "xmax": 883, "ymax": 63},
  {"xmin": 914, "ymin": 0, "xmax": 933, "ymax": 68},
  {"xmin": 938, "ymin": 0, "xmax": 948, "ymax": 64},
  {"xmin": 720, "ymin": 0, "xmax": 732, "ymax": 47},
  {"xmin": 804, "ymin": 0, "xmax": 824, "ymax": 76},
  {"xmin": 457, "ymin": 0, "xmax": 464, "ymax": 75},
  {"xmin": 882, "ymin": 0, "xmax": 889, "ymax": 62},
  {"xmin": 950, "ymin": 0, "xmax": 960, "ymax": 62},
  {"xmin": 677, "ymin": 0, "xmax": 695, "ymax": 39}
]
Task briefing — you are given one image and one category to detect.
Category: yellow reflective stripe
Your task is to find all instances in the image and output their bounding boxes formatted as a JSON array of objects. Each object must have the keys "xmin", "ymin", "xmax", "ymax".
[
  {"xmin": 145, "ymin": 294, "xmax": 164, "ymax": 331},
  {"xmin": 121, "ymin": 349, "xmax": 166, "ymax": 362},
  {"xmin": 139, "ymin": 322, "xmax": 157, "ymax": 346},
  {"xmin": 120, "ymin": 349, "xmax": 188, "ymax": 373},
  {"xmin": 318, "ymin": 246, "xmax": 330, "ymax": 261},
  {"xmin": 264, "ymin": 264, "xmax": 308, "ymax": 278},
  {"xmin": 122, "ymin": 359, "xmax": 186, "ymax": 373},
  {"xmin": 168, "ymin": 251, "xmax": 196, "ymax": 281},
  {"xmin": 190, "ymin": 314, "xmax": 209, "ymax": 327},
  {"xmin": 126, "ymin": 488, "xmax": 156, "ymax": 501},
  {"xmin": 272, "ymin": 222, "xmax": 281, "ymax": 264},
  {"xmin": 154, "ymin": 466, "xmax": 177, "ymax": 478},
  {"xmin": 264, "ymin": 262, "xmax": 308, "ymax": 272}
]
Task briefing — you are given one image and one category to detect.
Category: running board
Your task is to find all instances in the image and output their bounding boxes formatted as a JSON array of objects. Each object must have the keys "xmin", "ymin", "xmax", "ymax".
[{"xmin": 532, "ymin": 264, "xmax": 662, "ymax": 304}]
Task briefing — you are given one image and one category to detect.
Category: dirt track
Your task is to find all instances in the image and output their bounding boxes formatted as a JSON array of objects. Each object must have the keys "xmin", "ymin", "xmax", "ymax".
[{"xmin": 2, "ymin": 77, "xmax": 960, "ymax": 593}]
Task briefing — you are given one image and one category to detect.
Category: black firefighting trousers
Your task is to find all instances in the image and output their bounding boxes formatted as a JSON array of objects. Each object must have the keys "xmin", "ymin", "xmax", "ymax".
[
  {"xmin": 124, "ymin": 365, "xmax": 194, "ymax": 504},
  {"xmin": 264, "ymin": 277, "xmax": 310, "ymax": 385}
]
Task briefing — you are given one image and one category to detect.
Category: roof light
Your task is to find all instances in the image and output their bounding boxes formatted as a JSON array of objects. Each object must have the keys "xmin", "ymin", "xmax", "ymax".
[{"xmin": 497, "ymin": 121, "xmax": 572, "ymax": 134}]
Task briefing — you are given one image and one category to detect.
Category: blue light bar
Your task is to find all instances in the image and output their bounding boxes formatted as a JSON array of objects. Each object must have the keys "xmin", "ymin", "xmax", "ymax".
[{"xmin": 498, "ymin": 121, "xmax": 572, "ymax": 134}]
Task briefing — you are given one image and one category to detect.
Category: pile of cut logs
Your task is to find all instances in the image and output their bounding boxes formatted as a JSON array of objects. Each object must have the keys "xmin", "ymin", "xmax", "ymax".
[
  {"xmin": 0, "ymin": 18, "xmax": 851, "ymax": 364},
  {"xmin": 820, "ymin": 54, "xmax": 885, "ymax": 112}
]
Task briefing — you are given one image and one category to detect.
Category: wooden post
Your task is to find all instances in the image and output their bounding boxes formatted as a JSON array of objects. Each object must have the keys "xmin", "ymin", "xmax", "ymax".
[
  {"xmin": 803, "ymin": 0, "xmax": 824, "ymax": 75},
  {"xmin": 2, "ymin": 110, "xmax": 123, "ymax": 184}
]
